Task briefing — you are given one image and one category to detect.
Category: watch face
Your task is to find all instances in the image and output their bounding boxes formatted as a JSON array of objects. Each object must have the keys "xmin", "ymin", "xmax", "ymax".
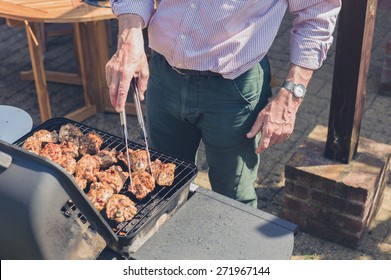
[{"xmin": 293, "ymin": 84, "xmax": 306, "ymax": 98}]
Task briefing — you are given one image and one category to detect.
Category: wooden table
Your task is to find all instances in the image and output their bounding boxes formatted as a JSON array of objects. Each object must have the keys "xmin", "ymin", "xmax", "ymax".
[{"xmin": 0, "ymin": 0, "xmax": 116, "ymax": 122}]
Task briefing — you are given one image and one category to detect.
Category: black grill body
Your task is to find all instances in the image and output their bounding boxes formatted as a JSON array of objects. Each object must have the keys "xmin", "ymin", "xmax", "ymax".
[{"xmin": 0, "ymin": 118, "xmax": 197, "ymax": 259}]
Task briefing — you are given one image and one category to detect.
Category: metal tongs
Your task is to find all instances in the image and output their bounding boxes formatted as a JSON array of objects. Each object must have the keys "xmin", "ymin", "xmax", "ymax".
[
  {"xmin": 131, "ymin": 78, "xmax": 153, "ymax": 175},
  {"xmin": 120, "ymin": 109, "xmax": 133, "ymax": 186}
]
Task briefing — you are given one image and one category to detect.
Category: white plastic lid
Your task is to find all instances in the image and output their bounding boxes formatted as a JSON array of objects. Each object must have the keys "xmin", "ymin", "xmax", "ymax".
[{"xmin": 0, "ymin": 105, "xmax": 33, "ymax": 143}]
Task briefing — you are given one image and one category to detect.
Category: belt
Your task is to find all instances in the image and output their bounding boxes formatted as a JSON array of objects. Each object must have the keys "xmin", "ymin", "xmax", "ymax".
[
  {"xmin": 155, "ymin": 52, "xmax": 222, "ymax": 77},
  {"xmin": 172, "ymin": 66, "xmax": 221, "ymax": 77}
]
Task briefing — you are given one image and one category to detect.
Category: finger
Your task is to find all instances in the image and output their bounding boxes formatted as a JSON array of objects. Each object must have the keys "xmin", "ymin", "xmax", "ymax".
[
  {"xmin": 256, "ymin": 133, "xmax": 271, "ymax": 154},
  {"xmin": 108, "ymin": 71, "xmax": 120, "ymax": 110},
  {"xmin": 116, "ymin": 71, "xmax": 133, "ymax": 112},
  {"xmin": 105, "ymin": 53, "xmax": 117, "ymax": 87},
  {"xmin": 106, "ymin": 59, "xmax": 118, "ymax": 107},
  {"xmin": 105, "ymin": 61, "xmax": 112, "ymax": 88},
  {"xmin": 269, "ymin": 124, "xmax": 293, "ymax": 149},
  {"xmin": 137, "ymin": 56, "xmax": 150, "ymax": 101},
  {"xmin": 267, "ymin": 125, "xmax": 284, "ymax": 147},
  {"xmin": 247, "ymin": 111, "xmax": 266, "ymax": 139}
]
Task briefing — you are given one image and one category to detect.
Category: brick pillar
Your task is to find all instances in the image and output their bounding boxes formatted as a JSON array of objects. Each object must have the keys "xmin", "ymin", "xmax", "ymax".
[{"xmin": 282, "ymin": 125, "xmax": 391, "ymax": 248}]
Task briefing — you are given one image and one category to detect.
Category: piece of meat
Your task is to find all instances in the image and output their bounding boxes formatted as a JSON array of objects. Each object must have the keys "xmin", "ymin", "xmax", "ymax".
[
  {"xmin": 97, "ymin": 147, "xmax": 118, "ymax": 168},
  {"xmin": 106, "ymin": 194, "xmax": 137, "ymax": 223},
  {"xmin": 96, "ymin": 165, "xmax": 129, "ymax": 193},
  {"xmin": 79, "ymin": 131, "xmax": 103, "ymax": 156},
  {"xmin": 117, "ymin": 151, "xmax": 130, "ymax": 171},
  {"xmin": 59, "ymin": 154, "xmax": 77, "ymax": 175},
  {"xmin": 151, "ymin": 159, "xmax": 176, "ymax": 186},
  {"xmin": 40, "ymin": 143, "xmax": 76, "ymax": 175},
  {"xmin": 40, "ymin": 142, "xmax": 63, "ymax": 163},
  {"xmin": 75, "ymin": 154, "xmax": 101, "ymax": 182},
  {"xmin": 22, "ymin": 129, "xmax": 58, "ymax": 155},
  {"xmin": 118, "ymin": 149, "xmax": 149, "ymax": 172},
  {"xmin": 156, "ymin": 162, "xmax": 176, "ymax": 186},
  {"xmin": 22, "ymin": 136, "xmax": 42, "ymax": 155},
  {"xmin": 60, "ymin": 141, "xmax": 79, "ymax": 158},
  {"xmin": 128, "ymin": 171, "xmax": 155, "ymax": 199},
  {"xmin": 73, "ymin": 176, "xmax": 88, "ymax": 191},
  {"xmin": 150, "ymin": 159, "xmax": 163, "ymax": 179},
  {"xmin": 130, "ymin": 149, "xmax": 150, "ymax": 172},
  {"xmin": 32, "ymin": 129, "xmax": 58, "ymax": 144},
  {"xmin": 40, "ymin": 143, "xmax": 77, "ymax": 174},
  {"xmin": 58, "ymin": 123, "xmax": 83, "ymax": 146},
  {"xmin": 87, "ymin": 182, "xmax": 114, "ymax": 211}
]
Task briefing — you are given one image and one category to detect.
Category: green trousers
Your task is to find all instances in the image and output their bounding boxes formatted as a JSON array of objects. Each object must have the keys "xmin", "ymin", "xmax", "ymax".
[{"xmin": 145, "ymin": 53, "xmax": 272, "ymax": 207}]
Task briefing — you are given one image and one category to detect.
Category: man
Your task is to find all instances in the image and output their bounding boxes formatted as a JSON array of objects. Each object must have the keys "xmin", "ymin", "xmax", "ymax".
[{"xmin": 106, "ymin": 0, "xmax": 342, "ymax": 208}]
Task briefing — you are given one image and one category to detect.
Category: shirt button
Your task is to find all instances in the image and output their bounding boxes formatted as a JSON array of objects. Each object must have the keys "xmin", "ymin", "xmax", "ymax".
[
  {"xmin": 190, "ymin": 3, "xmax": 197, "ymax": 9},
  {"xmin": 180, "ymin": 34, "xmax": 186, "ymax": 40},
  {"xmin": 177, "ymin": 63, "xmax": 183, "ymax": 67}
]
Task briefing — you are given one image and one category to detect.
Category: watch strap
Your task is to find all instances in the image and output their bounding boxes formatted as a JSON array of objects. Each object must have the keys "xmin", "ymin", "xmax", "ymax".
[{"xmin": 282, "ymin": 81, "xmax": 295, "ymax": 92}]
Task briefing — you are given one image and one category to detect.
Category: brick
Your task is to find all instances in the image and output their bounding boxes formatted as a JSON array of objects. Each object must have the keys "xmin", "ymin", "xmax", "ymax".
[
  {"xmin": 284, "ymin": 181, "xmax": 309, "ymax": 199},
  {"xmin": 306, "ymin": 219, "xmax": 362, "ymax": 248},
  {"xmin": 310, "ymin": 190, "xmax": 365, "ymax": 216},
  {"xmin": 286, "ymin": 165, "xmax": 370, "ymax": 203},
  {"xmin": 282, "ymin": 195, "xmax": 310, "ymax": 213}
]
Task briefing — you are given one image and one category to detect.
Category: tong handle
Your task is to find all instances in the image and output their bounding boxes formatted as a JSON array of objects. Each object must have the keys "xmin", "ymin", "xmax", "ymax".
[{"xmin": 131, "ymin": 79, "xmax": 148, "ymax": 138}]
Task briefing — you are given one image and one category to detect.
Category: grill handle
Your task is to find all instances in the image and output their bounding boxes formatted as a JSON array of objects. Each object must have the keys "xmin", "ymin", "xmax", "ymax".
[{"xmin": 0, "ymin": 150, "xmax": 12, "ymax": 169}]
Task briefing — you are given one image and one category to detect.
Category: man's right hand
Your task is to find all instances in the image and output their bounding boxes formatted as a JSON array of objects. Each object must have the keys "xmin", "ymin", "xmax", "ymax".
[{"xmin": 105, "ymin": 14, "xmax": 150, "ymax": 112}]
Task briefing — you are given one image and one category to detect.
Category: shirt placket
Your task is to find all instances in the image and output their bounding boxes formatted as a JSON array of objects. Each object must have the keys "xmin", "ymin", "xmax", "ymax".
[{"xmin": 172, "ymin": 1, "xmax": 199, "ymax": 69}]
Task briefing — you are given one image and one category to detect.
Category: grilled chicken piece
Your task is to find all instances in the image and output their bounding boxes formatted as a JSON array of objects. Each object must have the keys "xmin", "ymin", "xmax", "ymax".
[
  {"xmin": 59, "ymin": 141, "xmax": 79, "ymax": 158},
  {"xmin": 128, "ymin": 171, "xmax": 155, "ymax": 199},
  {"xmin": 97, "ymin": 147, "xmax": 118, "ymax": 168},
  {"xmin": 106, "ymin": 194, "xmax": 137, "ymax": 223},
  {"xmin": 22, "ymin": 136, "xmax": 42, "ymax": 155},
  {"xmin": 151, "ymin": 159, "xmax": 176, "ymax": 186},
  {"xmin": 39, "ymin": 143, "xmax": 76, "ymax": 175},
  {"xmin": 40, "ymin": 142, "xmax": 63, "ymax": 162},
  {"xmin": 22, "ymin": 129, "xmax": 58, "ymax": 154},
  {"xmin": 58, "ymin": 123, "xmax": 83, "ymax": 146},
  {"xmin": 79, "ymin": 131, "xmax": 103, "ymax": 156},
  {"xmin": 118, "ymin": 149, "xmax": 149, "ymax": 172},
  {"xmin": 96, "ymin": 165, "xmax": 129, "ymax": 193},
  {"xmin": 73, "ymin": 176, "xmax": 88, "ymax": 191},
  {"xmin": 130, "ymin": 149, "xmax": 149, "ymax": 172},
  {"xmin": 59, "ymin": 154, "xmax": 77, "ymax": 175},
  {"xmin": 32, "ymin": 129, "xmax": 59, "ymax": 144},
  {"xmin": 75, "ymin": 154, "xmax": 101, "ymax": 182},
  {"xmin": 87, "ymin": 182, "xmax": 114, "ymax": 211}
]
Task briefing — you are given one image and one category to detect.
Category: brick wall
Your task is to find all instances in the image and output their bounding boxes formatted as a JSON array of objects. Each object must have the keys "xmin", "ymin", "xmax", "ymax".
[{"xmin": 282, "ymin": 125, "xmax": 391, "ymax": 248}]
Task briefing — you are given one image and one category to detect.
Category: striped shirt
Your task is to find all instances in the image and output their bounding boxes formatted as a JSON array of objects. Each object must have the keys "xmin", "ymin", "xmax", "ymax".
[{"xmin": 110, "ymin": 0, "xmax": 341, "ymax": 79}]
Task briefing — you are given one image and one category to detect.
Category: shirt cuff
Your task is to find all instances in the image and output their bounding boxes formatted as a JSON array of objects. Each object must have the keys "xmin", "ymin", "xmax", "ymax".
[
  {"xmin": 110, "ymin": 0, "xmax": 154, "ymax": 28},
  {"xmin": 290, "ymin": 33, "xmax": 333, "ymax": 70}
]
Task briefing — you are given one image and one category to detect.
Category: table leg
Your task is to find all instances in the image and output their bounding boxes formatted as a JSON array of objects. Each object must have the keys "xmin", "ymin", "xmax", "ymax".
[
  {"xmin": 24, "ymin": 21, "xmax": 52, "ymax": 122},
  {"xmin": 77, "ymin": 20, "xmax": 110, "ymax": 114}
]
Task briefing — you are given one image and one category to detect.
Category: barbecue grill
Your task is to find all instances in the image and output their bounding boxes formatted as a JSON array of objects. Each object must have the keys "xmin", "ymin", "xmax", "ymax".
[{"xmin": 0, "ymin": 118, "xmax": 197, "ymax": 259}]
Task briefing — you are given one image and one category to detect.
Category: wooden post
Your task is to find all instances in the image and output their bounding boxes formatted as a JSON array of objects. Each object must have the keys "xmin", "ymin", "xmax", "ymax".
[{"xmin": 325, "ymin": 0, "xmax": 378, "ymax": 163}]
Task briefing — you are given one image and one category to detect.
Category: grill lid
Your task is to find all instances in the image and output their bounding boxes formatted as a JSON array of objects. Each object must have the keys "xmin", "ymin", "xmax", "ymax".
[{"xmin": 0, "ymin": 139, "xmax": 118, "ymax": 245}]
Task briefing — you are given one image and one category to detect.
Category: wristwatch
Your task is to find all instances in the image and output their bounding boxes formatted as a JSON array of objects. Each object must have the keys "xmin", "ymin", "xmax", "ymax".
[{"xmin": 282, "ymin": 81, "xmax": 306, "ymax": 99}]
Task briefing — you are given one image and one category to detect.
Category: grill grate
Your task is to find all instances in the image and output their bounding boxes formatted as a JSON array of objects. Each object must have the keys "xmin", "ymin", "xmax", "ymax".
[{"xmin": 14, "ymin": 118, "xmax": 197, "ymax": 243}]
